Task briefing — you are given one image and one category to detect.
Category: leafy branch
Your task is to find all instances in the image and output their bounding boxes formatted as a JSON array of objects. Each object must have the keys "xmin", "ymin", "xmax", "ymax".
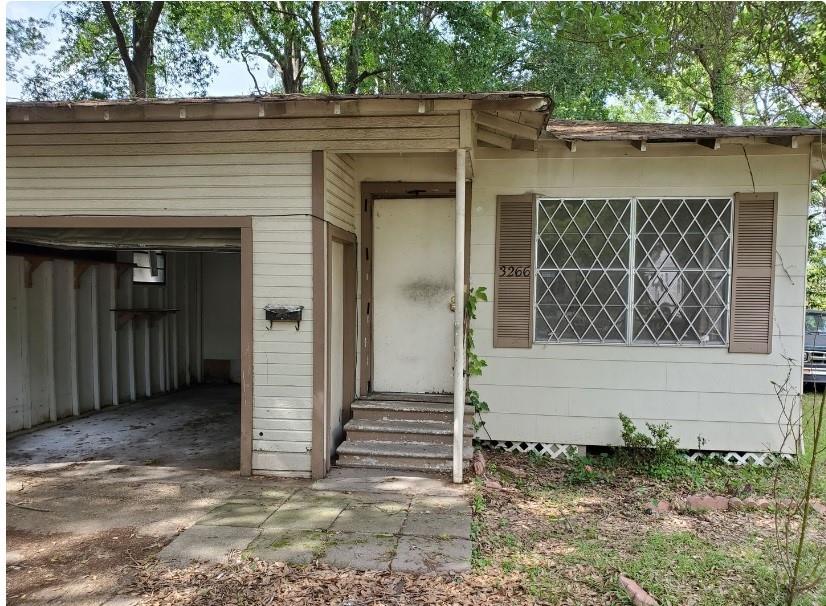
[{"xmin": 465, "ymin": 286, "xmax": 491, "ymax": 442}]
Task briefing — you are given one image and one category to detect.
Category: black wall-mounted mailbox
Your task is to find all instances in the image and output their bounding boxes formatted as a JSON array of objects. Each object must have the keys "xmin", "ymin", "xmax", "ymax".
[{"xmin": 264, "ymin": 304, "xmax": 304, "ymax": 330}]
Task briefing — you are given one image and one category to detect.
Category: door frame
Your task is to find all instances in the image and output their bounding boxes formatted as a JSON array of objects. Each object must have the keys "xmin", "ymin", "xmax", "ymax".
[
  {"xmin": 5, "ymin": 215, "xmax": 255, "ymax": 476},
  {"xmin": 325, "ymin": 225, "xmax": 357, "ymax": 473},
  {"xmin": 359, "ymin": 182, "xmax": 472, "ymax": 396}
]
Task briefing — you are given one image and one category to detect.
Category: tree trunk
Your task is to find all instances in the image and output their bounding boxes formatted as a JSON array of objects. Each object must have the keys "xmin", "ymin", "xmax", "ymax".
[
  {"xmin": 101, "ymin": 0, "xmax": 162, "ymax": 98},
  {"xmin": 707, "ymin": 66, "xmax": 733, "ymax": 125},
  {"xmin": 343, "ymin": 3, "xmax": 363, "ymax": 94}
]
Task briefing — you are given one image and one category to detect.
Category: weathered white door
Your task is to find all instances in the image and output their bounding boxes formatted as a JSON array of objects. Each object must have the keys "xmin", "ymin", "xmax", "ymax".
[{"xmin": 373, "ymin": 198, "xmax": 455, "ymax": 393}]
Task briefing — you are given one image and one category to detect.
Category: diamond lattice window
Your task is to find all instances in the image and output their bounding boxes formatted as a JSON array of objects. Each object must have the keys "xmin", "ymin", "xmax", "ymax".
[
  {"xmin": 535, "ymin": 199, "xmax": 632, "ymax": 343},
  {"xmin": 534, "ymin": 197, "xmax": 732, "ymax": 346},
  {"xmin": 633, "ymin": 198, "xmax": 732, "ymax": 344}
]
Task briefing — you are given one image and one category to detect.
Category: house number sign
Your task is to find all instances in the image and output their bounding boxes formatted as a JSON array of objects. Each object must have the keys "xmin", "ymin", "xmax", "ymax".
[{"xmin": 498, "ymin": 265, "xmax": 531, "ymax": 277}]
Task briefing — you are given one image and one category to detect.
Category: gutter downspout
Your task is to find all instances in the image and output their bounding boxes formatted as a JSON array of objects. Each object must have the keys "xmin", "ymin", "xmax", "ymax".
[{"xmin": 453, "ymin": 148, "xmax": 467, "ymax": 484}]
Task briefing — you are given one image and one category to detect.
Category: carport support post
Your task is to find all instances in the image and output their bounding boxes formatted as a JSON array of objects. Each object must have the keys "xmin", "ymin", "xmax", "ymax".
[{"xmin": 453, "ymin": 149, "xmax": 466, "ymax": 484}]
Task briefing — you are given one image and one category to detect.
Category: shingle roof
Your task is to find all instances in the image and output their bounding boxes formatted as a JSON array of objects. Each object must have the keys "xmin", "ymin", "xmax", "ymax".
[
  {"xmin": 7, "ymin": 91, "xmax": 551, "ymax": 109},
  {"xmin": 544, "ymin": 119, "xmax": 824, "ymax": 141}
]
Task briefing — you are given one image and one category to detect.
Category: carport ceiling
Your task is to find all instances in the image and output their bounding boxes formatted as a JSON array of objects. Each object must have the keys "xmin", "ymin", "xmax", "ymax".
[{"xmin": 6, "ymin": 227, "xmax": 241, "ymax": 251}]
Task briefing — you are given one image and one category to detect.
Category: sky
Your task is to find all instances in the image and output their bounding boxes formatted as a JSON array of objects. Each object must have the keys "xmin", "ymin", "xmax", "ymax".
[{"xmin": 4, "ymin": 0, "xmax": 267, "ymax": 100}]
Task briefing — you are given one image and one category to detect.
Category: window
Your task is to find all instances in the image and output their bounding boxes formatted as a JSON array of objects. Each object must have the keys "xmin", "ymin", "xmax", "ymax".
[
  {"xmin": 535, "ymin": 197, "xmax": 732, "ymax": 346},
  {"xmin": 132, "ymin": 251, "xmax": 166, "ymax": 284},
  {"xmin": 806, "ymin": 312, "xmax": 826, "ymax": 334}
]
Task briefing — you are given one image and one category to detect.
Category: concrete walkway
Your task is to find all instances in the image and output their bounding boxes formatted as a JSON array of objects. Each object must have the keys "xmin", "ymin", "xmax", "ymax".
[{"xmin": 159, "ymin": 470, "xmax": 471, "ymax": 573}]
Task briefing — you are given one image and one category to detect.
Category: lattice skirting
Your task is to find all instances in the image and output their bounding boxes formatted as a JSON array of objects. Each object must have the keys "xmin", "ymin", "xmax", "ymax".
[
  {"xmin": 480, "ymin": 440, "xmax": 795, "ymax": 467},
  {"xmin": 479, "ymin": 440, "xmax": 581, "ymax": 459},
  {"xmin": 684, "ymin": 451, "xmax": 795, "ymax": 466}
]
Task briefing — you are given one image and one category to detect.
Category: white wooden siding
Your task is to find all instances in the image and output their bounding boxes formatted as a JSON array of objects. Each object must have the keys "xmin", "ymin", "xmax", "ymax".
[
  {"xmin": 471, "ymin": 142, "xmax": 810, "ymax": 453},
  {"xmin": 251, "ymin": 216, "xmax": 314, "ymax": 475}
]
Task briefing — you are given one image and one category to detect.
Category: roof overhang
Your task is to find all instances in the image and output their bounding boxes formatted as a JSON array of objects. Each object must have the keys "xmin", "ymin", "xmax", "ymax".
[
  {"xmin": 6, "ymin": 92, "xmax": 552, "ymax": 123},
  {"xmin": 543, "ymin": 119, "xmax": 824, "ymax": 155}
]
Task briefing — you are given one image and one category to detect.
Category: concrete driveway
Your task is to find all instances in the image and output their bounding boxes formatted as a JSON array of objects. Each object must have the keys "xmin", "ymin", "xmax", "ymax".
[{"xmin": 5, "ymin": 385, "xmax": 293, "ymax": 606}]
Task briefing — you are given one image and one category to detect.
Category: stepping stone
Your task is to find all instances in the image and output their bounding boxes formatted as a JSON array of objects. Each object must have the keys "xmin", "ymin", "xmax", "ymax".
[
  {"xmin": 409, "ymin": 495, "xmax": 471, "ymax": 516},
  {"xmin": 246, "ymin": 529, "xmax": 325, "ymax": 565},
  {"xmin": 402, "ymin": 512, "xmax": 470, "ymax": 539},
  {"xmin": 262, "ymin": 502, "xmax": 346, "ymax": 530},
  {"xmin": 158, "ymin": 525, "xmax": 260, "ymax": 567},
  {"xmin": 330, "ymin": 504, "xmax": 407, "ymax": 534},
  {"xmin": 320, "ymin": 532, "xmax": 398, "ymax": 570},
  {"xmin": 196, "ymin": 502, "xmax": 278, "ymax": 528},
  {"xmin": 392, "ymin": 535, "xmax": 471, "ymax": 573}
]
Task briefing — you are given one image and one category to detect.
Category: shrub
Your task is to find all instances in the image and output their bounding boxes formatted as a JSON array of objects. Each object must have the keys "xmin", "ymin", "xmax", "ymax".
[{"xmin": 618, "ymin": 413, "xmax": 687, "ymax": 479}]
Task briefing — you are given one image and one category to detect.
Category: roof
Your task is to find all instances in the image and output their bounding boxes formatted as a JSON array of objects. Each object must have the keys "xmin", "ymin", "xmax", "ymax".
[
  {"xmin": 6, "ymin": 91, "xmax": 552, "ymax": 123},
  {"xmin": 7, "ymin": 91, "xmax": 551, "ymax": 110},
  {"xmin": 544, "ymin": 119, "xmax": 824, "ymax": 142}
]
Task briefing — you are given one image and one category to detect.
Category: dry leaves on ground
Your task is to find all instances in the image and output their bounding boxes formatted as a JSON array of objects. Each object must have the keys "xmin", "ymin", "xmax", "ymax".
[{"xmin": 135, "ymin": 560, "xmax": 541, "ymax": 606}]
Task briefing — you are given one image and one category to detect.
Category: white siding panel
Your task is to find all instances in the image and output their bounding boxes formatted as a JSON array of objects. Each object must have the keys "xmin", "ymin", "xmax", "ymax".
[
  {"xmin": 471, "ymin": 146, "xmax": 810, "ymax": 453},
  {"xmin": 251, "ymin": 216, "xmax": 314, "ymax": 474}
]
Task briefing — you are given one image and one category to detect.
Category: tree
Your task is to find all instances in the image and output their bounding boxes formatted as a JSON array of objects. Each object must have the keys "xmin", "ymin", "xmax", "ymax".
[
  {"xmin": 7, "ymin": 1, "xmax": 214, "ymax": 99},
  {"xmin": 101, "ymin": 1, "xmax": 164, "ymax": 97}
]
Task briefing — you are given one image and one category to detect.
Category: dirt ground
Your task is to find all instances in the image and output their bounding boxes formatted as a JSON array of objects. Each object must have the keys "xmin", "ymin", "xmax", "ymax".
[{"xmin": 5, "ymin": 385, "xmax": 295, "ymax": 606}]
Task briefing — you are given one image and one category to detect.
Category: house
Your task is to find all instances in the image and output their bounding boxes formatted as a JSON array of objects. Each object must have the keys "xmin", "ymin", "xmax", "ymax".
[{"xmin": 6, "ymin": 93, "xmax": 825, "ymax": 482}]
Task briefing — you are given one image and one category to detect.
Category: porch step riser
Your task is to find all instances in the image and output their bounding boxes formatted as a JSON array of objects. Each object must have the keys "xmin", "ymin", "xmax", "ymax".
[
  {"xmin": 337, "ymin": 455, "xmax": 470, "ymax": 473},
  {"xmin": 353, "ymin": 409, "xmax": 475, "ymax": 423},
  {"xmin": 346, "ymin": 429, "xmax": 473, "ymax": 445}
]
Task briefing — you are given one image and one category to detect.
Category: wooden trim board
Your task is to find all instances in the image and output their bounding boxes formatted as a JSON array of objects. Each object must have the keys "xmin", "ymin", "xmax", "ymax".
[
  {"xmin": 311, "ymin": 151, "xmax": 327, "ymax": 479},
  {"xmin": 326, "ymin": 225, "xmax": 357, "ymax": 474}
]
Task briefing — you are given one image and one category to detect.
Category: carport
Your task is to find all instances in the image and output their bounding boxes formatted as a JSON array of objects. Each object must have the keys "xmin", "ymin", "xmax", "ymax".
[{"xmin": 6, "ymin": 216, "xmax": 253, "ymax": 474}]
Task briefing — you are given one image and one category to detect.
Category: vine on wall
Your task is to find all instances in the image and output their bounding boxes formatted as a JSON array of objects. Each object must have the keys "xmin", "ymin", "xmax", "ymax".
[{"xmin": 465, "ymin": 286, "xmax": 491, "ymax": 442}]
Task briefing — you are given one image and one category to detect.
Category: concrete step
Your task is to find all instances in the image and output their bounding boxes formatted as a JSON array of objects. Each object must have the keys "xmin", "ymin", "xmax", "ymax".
[
  {"xmin": 336, "ymin": 440, "xmax": 473, "ymax": 473},
  {"xmin": 344, "ymin": 418, "xmax": 473, "ymax": 445},
  {"xmin": 351, "ymin": 399, "xmax": 476, "ymax": 422},
  {"xmin": 363, "ymin": 392, "xmax": 453, "ymax": 404}
]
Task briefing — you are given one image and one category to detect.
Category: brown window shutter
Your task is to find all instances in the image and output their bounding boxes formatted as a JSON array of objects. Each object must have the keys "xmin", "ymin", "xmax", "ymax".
[
  {"xmin": 494, "ymin": 194, "xmax": 535, "ymax": 348},
  {"xmin": 729, "ymin": 192, "xmax": 778, "ymax": 354}
]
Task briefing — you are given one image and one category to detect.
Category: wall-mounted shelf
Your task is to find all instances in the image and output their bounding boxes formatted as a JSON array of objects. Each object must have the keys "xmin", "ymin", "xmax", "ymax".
[{"xmin": 111, "ymin": 308, "xmax": 178, "ymax": 329}]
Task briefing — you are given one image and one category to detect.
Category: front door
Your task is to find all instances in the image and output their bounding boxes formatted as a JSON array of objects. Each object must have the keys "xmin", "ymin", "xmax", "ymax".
[{"xmin": 372, "ymin": 198, "xmax": 455, "ymax": 393}]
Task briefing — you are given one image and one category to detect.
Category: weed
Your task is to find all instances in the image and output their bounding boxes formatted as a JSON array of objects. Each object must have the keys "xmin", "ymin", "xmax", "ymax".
[
  {"xmin": 527, "ymin": 451, "xmax": 544, "ymax": 466},
  {"xmin": 472, "ymin": 491, "xmax": 486, "ymax": 514},
  {"xmin": 564, "ymin": 455, "xmax": 607, "ymax": 485}
]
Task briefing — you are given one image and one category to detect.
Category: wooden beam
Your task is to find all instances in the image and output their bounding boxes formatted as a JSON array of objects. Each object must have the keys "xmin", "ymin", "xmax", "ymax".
[
  {"xmin": 697, "ymin": 138, "xmax": 720, "ymax": 150},
  {"xmin": 477, "ymin": 127, "xmax": 512, "ymax": 149},
  {"xmin": 767, "ymin": 135, "xmax": 799, "ymax": 149},
  {"xmin": 88, "ymin": 266, "xmax": 101, "ymax": 411},
  {"xmin": 511, "ymin": 139, "xmax": 538, "ymax": 151},
  {"xmin": 565, "ymin": 140, "xmax": 577, "ymax": 153},
  {"xmin": 474, "ymin": 111, "xmax": 538, "ymax": 140},
  {"xmin": 65, "ymin": 262, "xmax": 80, "ymax": 416},
  {"xmin": 24, "ymin": 257, "xmax": 46, "ymax": 288},
  {"xmin": 459, "ymin": 109, "xmax": 473, "ymax": 149},
  {"xmin": 632, "ymin": 139, "xmax": 648, "ymax": 152},
  {"xmin": 73, "ymin": 260, "xmax": 94, "ymax": 289}
]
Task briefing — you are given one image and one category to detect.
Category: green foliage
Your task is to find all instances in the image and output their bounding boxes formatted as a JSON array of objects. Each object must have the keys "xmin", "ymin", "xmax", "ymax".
[
  {"xmin": 471, "ymin": 491, "xmax": 487, "ymax": 515},
  {"xmin": 8, "ymin": 2, "xmax": 214, "ymax": 100},
  {"xmin": 807, "ymin": 179, "xmax": 826, "ymax": 310},
  {"xmin": 564, "ymin": 455, "xmax": 606, "ymax": 486},
  {"xmin": 465, "ymin": 286, "xmax": 490, "ymax": 436},
  {"xmin": 618, "ymin": 413, "xmax": 688, "ymax": 480}
]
